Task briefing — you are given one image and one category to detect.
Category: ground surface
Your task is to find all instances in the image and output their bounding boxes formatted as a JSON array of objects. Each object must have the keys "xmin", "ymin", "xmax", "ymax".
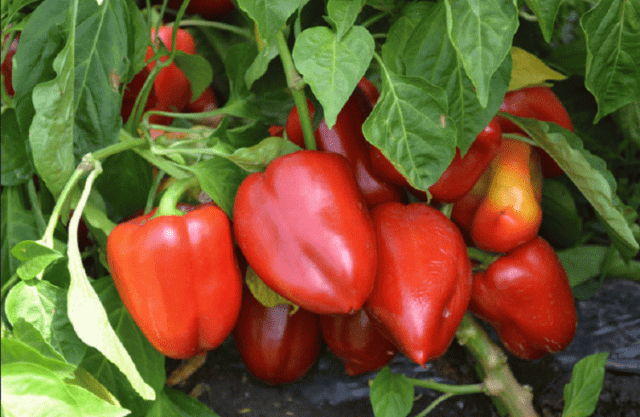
[{"xmin": 167, "ymin": 278, "xmax": 640, "ymax": 417}]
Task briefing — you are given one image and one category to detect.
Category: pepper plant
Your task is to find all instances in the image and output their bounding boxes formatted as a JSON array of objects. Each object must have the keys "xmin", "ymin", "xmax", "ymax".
[{"xmin": 1, "ymin": 0, "xmax": 639, "ymax": 416}]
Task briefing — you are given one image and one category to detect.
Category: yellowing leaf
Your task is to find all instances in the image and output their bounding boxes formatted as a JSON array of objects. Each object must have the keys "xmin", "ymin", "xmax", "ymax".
[
  {"xmin": 508, "ymin": 47, "xmax": 566, "ymax": 91},
  {"xmin": 245, "ymin": 267, "xmax": 300, "ymax": 315}
]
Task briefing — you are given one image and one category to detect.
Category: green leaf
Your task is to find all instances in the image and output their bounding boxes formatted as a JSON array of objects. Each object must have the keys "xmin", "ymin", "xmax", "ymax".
[
  {"xmin": 236, "ymin": 0, "xmax": 302, "ymax": 42},
  {"xmin": 562, "ymin": 352, "xmax": 609, "ymax": 417},
  {"xmin": 524, "ymin": 0, "xmax": 562, "ymax": 43},
  {"xmin": 557, "ymin": 245, "xmax": 640, "ymax": 286},
  {"xmin": 443, "ymin": 0, "xmax": 519, "ymax": 107},
  {"xmin": 370, "ymin": 367, "xmax": 414, "ymax": 417},
  {"xmin": 1, "ymin": 337, "xmax": 76, "ymax": 379},
  {"xmin": 189, "ymin": 157, "xmax": 248, "ymax": 218},
  {"xmin": 4, "ymin": 280, "xmax": 87, "ymax": 365},
  {"xmin": 381, "ymin": 2, "xmax": 431, "ymax": 74},
  {"xmin": 174, "ymin": 51, "xmax": 213, "ymax": 103},
  {"xmin": 245, "ymin": 35, "xmax": 280, "ymax": 90},
  {"xmin": 65, "ymin": 367, "xmax": 124, "ymax": 410},
  {"xmin": 1, "ymin": 187, "xmax": 39, "ymax": 283},
  {"xmin": 14, "ymin": 0, "xmax": 135, "ymax": 196},
  {"xmin": 501, "ymin": 115, "xmax": 640, "ymax": 259},
  {"xmin": 146, "ymin": 386, "xmax": 221, "ymax": 417},
  {"xmin": 11, "ymin": 241, "xmax": 63, "ymax": 281},
  {"xmin": 398, "ymin": 1, "xmax": 511, "ymax": 153},
  {"xmin": 26, "ymin": 3, "xmax": 75, "ymax": 197},
  {"xmin": 327, "ymin": 0, "xmax": 364, "ymax": 40},
  {"xmin": 1, "ymin": 107, "xmax": 32, "ymax": 186},
  {"xmin": 66, "ymin": 169, "xmax": 155, "ymax": 401},
  {"xmin": 94, "ymin": 150, "xmax": 153, "ymax": 222},
  {"xmin": 245, "ymin": 266, "xmax": 299, "ymax": 314},
  {"xmin": 81, "ymin": 277, "xmax": 165, "ymax": 417},
  {"xmin": 227, "ymin": 136, "xmax": 302, "ymax": 173},
  {"xmin": 293, "ymin": 25, "xmax": 374, "ymax": 129},
  {"xmin": 580, "ymin": 0, "xmax": 640, "ymax": 123},
  {"xmin": 362, "ymin": 70, "xmax": 457, "ymax": 192},
  {"xmin": 1, "ymin": 362, "xmax": 130, "ymax": 417},
  {"xmin": 540, "ymin": 178, "xmax": 583, "ymax": 249}
]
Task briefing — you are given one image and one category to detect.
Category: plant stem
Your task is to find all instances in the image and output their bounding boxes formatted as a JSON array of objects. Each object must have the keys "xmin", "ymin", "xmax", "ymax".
[
  {"xmin": 27, "ymin": 178, "xmax": 47, "ymax": 236},
  {"xmin": 456, "ymin": 313, "xmax": 540, "ymax": 417},
  {"xmin": 154, "ymin": 176, "xmax": 199, "ymax": 218},
  {"xmin": 406, "ymin": 379, "xmax": 484, "ymax": 395},
  {"xmin": 179, "ymin": 20, "xmax": 252, "ymax": 39},
  {"xmin": 275, "ymin": 30, "xmax": 316, "ymax": 151}
]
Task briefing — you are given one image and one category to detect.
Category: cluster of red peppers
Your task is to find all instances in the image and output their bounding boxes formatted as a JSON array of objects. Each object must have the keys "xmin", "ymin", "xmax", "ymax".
[
  {"xmin": 105, "ymin": 79, "xmax": 578, "ymax": 385},
  {"xmin": 121, "ymin": 25, "xmax": 219, "ymax": 127}
]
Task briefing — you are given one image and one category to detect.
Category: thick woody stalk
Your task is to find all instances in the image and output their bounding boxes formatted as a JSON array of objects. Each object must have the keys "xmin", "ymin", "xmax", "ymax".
[{"xmin": 456, "ymin": 313, "xmax": 540, "ymax": 417}]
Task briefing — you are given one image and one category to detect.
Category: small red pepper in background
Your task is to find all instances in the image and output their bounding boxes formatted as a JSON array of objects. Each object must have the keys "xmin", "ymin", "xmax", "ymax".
[
  {"xmin": 319, "ymin": 309, "xmax": 398, "ymax": 376},
  {"xmin": 106, "ymin": 203, "xmax": 243, "ymax": 359},
  {"xmin": 452, "ymin": 138, "xmax": 543, "ymax": 254},
  {"xmin": 233, "ymin": 150, "xmax": 378, "ymax": 315},
  {"xmin": 233, "ymin": 289, "xmax": 321, "ymax": 385},
  {"xmin": 285, "ymin": 89, "xmax": 405, "ymax": 208},
  {"xmin": 469, "ymin": 236, "xmax": 577, "ymax": 360},
  {"xmin": 184, "ymin": 86, "xmax": 222, "ymax": 127},
  {"xmin": 2, "ymin": 32, "xmax": 19, "ymax": 97},
  {"xmin": 145, "ymin": 26, "xmax": 197, "ymax": 112},
  {"xmin": 365, "ymin": 202, "xmax": 472, "ymax": 366},
  {"xmin": 497, "ymin": 86, "xmax": 574, "ymax": 177}
]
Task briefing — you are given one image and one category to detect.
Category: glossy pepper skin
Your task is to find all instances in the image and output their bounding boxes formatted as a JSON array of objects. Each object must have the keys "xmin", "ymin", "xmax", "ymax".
[
  {"xmin": 452, "ymin": 138, "xmax": 543, "ymax": 253},
  {"xmin": 364, "ymin": 202, "xmax": 472, "ymax": 366},
  {"xmin": 469, "ymin": 236, "xmax": 577, "ymax": 360},
  {"xmin": 233, "ymin": 150, "xmax": 378, "ymax": 315},
  {"xmin": 285, "ymin": 90, "xmax": 405, "ymax": 208},
  {"xmin": 497, "ymin": 86, "xmax": 574, "ymax": 177},
  {"xmin": 319, "ymin": 309, "xmax": 398, "ymax": 376},
  {"xmin": 106, "ymin": 203, "xmax": 242, "ymax": 359},
  {"xmin": 233, "ymin": 290, "xmax": 321, "ymax": 385},
  {"xmin": 2, "ymin": 32, "xmax": 19, "ymax": 97}
]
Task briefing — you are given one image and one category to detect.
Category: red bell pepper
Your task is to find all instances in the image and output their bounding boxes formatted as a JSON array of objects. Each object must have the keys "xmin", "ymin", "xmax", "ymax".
[
  {"xmin": 452, "ymin": 138, "xmax": 543, "ymax": 253},
  {"xmin": 497, "ymin": 86, "xmax": 574, "ymax": 177},
  {"xmin": 233, "ymin": 289, "xmax": 321, "ymax": 385},
  {"xmin": 469, "ymin": 236, "xmax": 577, "ymax": 360},
  {"xmin": 319, "ymin": 309, "xmax": 398, "ymax": 376},
  {"xmin": 364, "ymin": 202, "xmax": 472, "ymax": 366},
  {"xmin": 233, "ymin": 150, "xmax": 378, "ymax": 315},
  {"xmin": 106, "ymin": 202, "xmax": 243, "ymax": 359},
  {"xmin": 285, "ymin": 89, "xmax": 405, "ymax": 208},
  {"xmin": 145, "ymin": 25, "xmax": 197, "ymax": 112}
]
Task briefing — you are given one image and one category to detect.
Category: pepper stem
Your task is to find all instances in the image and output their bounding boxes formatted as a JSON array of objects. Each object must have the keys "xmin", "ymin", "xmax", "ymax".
[
  {"xmin": 275, "ymin": 30, "xmax": 316, "ymax": 151},
  {"xmin": 154, "ymin": 176, "xmax": 199, "ymax": 218}
]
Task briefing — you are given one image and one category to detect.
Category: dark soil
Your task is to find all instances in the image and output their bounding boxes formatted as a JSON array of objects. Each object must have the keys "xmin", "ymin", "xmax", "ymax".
[{"xmin": 167, "ymin": 279, "xmax": 640, "ymax": 417}]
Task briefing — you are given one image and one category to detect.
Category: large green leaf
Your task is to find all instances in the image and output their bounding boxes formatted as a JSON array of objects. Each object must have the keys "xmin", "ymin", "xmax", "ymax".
[
  {"xmin": 4, "ymin": 280, "xmax": 87, "ymax": 366},
  {"xmin": 292, "ymin": 25, "xmax": 374, "ymax": 129},
  {"xmin": 1, "ymin": 362, "xmax": 130, "ymax": 417},
  {"xmin": 145, "ymin": 387, "xmax": 221, "ymax": 417},
  {"xmin": 399, "ymin": 1, "xmax": 510, "ymax": 154},
  {"xmin": 562, "ymin": 352, "xmax": 609, "ymax": 417},
  {"xmin": 12, "ymin": 0, "xmax": 139, "ymax": 196},
  {"xmin": 362, "ymin": 70, "xmax": 457, "ymax": 192},
  {"xmin": 443, "ymin": 0, "xmax": 518, "ymax": 107},
  {"xmin": 81, "ymin": 278, "xmax": 165, "ymax": 417},
  {"xmin": 580, "ymin": 0, "xmax": 640, "ymax": 123}
]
